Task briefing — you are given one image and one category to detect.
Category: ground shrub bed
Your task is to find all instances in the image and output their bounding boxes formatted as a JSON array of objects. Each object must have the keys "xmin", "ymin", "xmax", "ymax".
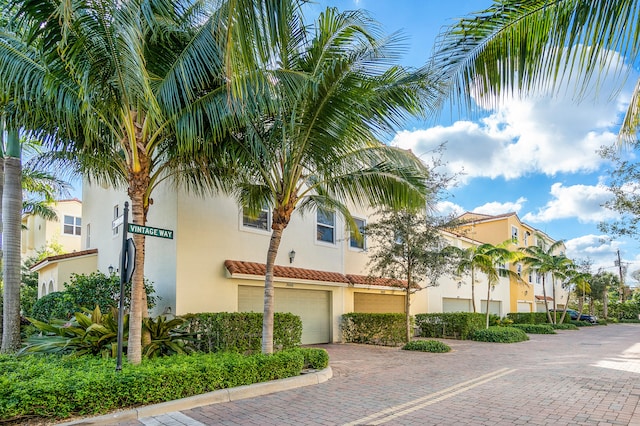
[
  {"xmin": 470, "ymin": 326, "xmax": 529, "ymax": 343},
  {"xmin": 402, "ymin": 340, "xmax": 451, "ymax": 353},
  {"xmin": 571, "ymin": 320, "xmax": 593, "ymax": 327},
  {"xmin": 551, "ymin": 323, "xmax": 579, "ymax": 330},
  {"xmin": 0, "ymin": 347, "xmax": 327, "ymax": 423},
  {"xmin": 505, "ymin": 312, "xmax": 549, "ymax": 324},
  {"xmin": 510, "ymin": 324, "xmax": 556, "ymax": 334}
]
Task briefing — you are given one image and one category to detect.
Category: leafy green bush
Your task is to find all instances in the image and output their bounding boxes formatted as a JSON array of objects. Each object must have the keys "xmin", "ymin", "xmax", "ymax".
[
  {"xmin": 21, "ymin": 306, "xmax": 125, "ymax": 358},
  {"xmin": 341, "ymin": 313, "xmax": 406, "ymax": 346},
  {"xmin": 506, "ymin": 312, "xmax": 549, "ymax": 324},
  {"xmin": 571, "ymin": 320, "xmax": 593, "ymax": 327},
  {"xmin": 620, "ymin": 318, "xmax": 640, "ymax": 323},
  {"xmin": 142, "ymin": 316, "xmax": 195, "ymax": 358},
  {"xmin": 181, "ymin": 312, "xmax": 302, "ymax": 353},
  {"xmin": 415, "ymin": 313, "xmax": 485, "ymax": 340},
  {"xmin": 596, "ymin": 319, "xmax": 608, "ymax": 325},
  {"xmin": 298, "ymin": 347, "xmax": 329, "ymax": 369},
  {"xmin": 511, "ymin": 324, "xmax": 556, "ymax": 334},
  {"xmin": 0, "ymin": 347, "xmax": 325, "ymax": 422},
  {"xmin": 470, "ymin": 326, "xmax": 529, "ymax": 343},
  {"xmin": 30, "ymin": 273, "xmax": 156, "ymax": 322},
  {"xmin": 551, "ymin": 323, "xmax": 579, "ymax": 330},
  {"xmin": 402, "ymin": 340, "xmax": 451, "ymax": 353}
]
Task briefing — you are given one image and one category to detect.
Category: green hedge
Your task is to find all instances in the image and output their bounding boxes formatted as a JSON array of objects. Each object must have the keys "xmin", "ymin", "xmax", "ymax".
[
  {"xmin": 181, "ymin": 312, "xmax": 302, "ymax": 353},
  {"xmin": 511, "ymin": 324, "xmax": 556, "ymax": 334},
  {"xmin": 414, "ymin": 313, "xmax": 485, "ymax": 340},
  {"xmin": 341, "ymin": 313, "xmax": 406, "ymax": 346},
  {"xmin": 506, "ymin": 312, "xmax": 549, "ymax": 324},
  {"xmin": 0, "ymin": 347, "xmax": 326, "ymax": 423},
  {"xmin": 470, "ymin": 326, "xmax": 529, "ymax": 343},
  {"xmin": 402, "ymin": 340, "xmax": 451, "ymax": 353},
  {"xmin": 551, "ymin": 323, "xmax": 579, "ymax": 330}
]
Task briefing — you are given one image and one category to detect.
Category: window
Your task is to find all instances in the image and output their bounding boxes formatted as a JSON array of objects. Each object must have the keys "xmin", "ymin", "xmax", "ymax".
[
  {"xmin": 113, "ymin": 205, "xmax": 120, "ymax": 236},
  {"xmin": 498, "ymin": 262, "xmax": 508, "ymax": 277},
  {"xmin": 317, "ymin": 208, "xmax": 335, "ymax": 243},
  {"xmin": 528, "ymin": 271, "xmax": 533, "ymax": 283},
  {"xmin": 350, "ymin": 218, "xmax": 366, "ymax": 250},
  {"xmin": 516, "ymin": 263, "xmax": 522, "ymax": 276},
  {"xmin": 511, "ymin": 226, "xmax": 519, "ymax": 244},
  {"xmin": 86, "ymin": 223, "xmax": 91, "ymax": 249},
  {"xmin": 63, "ymin": 215, "xmax": 81, "ymax": 236},
  {"xmin": 524, "ymin": 231, "xmax": 530, "ymax": 246},
  {"xmin": 242, "ymin": 206, "xmax": 270, "ymax": 231},
  {"xmin": 536, "ymin": 273, "xmax": 541, "ymax": 284}
]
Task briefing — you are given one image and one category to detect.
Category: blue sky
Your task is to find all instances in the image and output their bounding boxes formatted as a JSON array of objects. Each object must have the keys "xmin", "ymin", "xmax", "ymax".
[{"xmin": 311, "ymin": 0, "xmax": 640, "ymax": 283}]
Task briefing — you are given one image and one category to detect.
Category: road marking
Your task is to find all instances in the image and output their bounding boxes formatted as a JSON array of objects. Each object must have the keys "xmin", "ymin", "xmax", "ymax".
[{"xmin": 342, "ymin": 368, "xmax": 517, "ymax": 426}]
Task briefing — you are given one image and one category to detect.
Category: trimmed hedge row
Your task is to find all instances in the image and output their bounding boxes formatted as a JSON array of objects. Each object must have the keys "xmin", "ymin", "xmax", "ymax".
[
  {"xmin": 181, "ymin": 312, "xmax": 302, "ymax": 353},
  {"xmin": 511, "ymin": 324, "xmax": 556, "ymax": 334},
  {"xmin": 0, "ymin": 348, "xmax": 327, "ymax": 423},
  {"xmin": 341, "ymin": 313, "xmax": 406, "ymax": 346},
  {"xmin": 402, "ymin": 340, "xmax": 451, "ymax": 353},
  {"xmin": 471, "ymin": 326, "xmax": 529, "ymax": 343},
  {"xmin": 506, "ymin": 312, "xmax": 549, "ymax": 324},
  {"xmin": 415, "ymin": 313, "xmax": 486, "ymax": 340}
]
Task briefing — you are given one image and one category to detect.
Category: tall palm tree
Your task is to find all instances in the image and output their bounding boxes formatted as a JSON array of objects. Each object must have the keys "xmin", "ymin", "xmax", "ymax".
[
  {"xmin": 431, "ymin": 0, "xmax": 640, "ymax": 143},
  {"xmin": 563, "ymin": 268, "xmax": 591, "ymax": 323},
  {"xmin": 0, "ymin": 0, "xmax": 298, "ymax": 362},
  {"xmin": 452, "ymin": 241, "xmax": 520, "ymax": 328},
  {"xmin": 226, "ymin": 8, "xmax": 439, "ymax": 353},
  {"xmin": 520, "ymin": 239, "xmax": 573, "ymax": 324}
]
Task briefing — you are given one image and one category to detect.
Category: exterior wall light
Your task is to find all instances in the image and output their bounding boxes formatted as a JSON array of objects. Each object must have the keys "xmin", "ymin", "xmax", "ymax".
[
  {"xmin": 108, "ymin": 265, "xmax": 114, "ymax": 275},
  {"xmin": 289, "ymin": 250, "xmax": 296, "ymax": 264}
]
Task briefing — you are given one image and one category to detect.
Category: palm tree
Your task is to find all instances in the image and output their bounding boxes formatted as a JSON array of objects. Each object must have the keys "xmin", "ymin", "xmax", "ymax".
[
  {"xmin": 563, "ymin": 268, "xmax": 591, "ymax": 324},
  {"xmin": 225, "ymin": 8, "xmax": 438, "ymax": 353},
  {"xmin": 452, "ymin": 242, "xmax": 521, "ymax": 328},
  {"xmin": 520, "ymin": 239, "xmax": 573, "ymax": 324},
  {"xmin": 431, "ymin": 0, "xmax": 640, "ymax": 143},
  {"xmin": 0, "ymin": 0, "xmax": 298, "ymax": 363}
]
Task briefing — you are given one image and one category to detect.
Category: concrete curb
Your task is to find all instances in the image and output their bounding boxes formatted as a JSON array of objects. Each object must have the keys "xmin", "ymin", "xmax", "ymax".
[{"xmin": 60, "ymin": 367, "xmax": 332, "ymax": 425}]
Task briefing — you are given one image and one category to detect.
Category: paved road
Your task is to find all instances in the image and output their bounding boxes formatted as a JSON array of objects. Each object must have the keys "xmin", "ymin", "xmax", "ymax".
[{"xmin": 124, "ymin": 324, "xmax": 640, "ymax": 425}]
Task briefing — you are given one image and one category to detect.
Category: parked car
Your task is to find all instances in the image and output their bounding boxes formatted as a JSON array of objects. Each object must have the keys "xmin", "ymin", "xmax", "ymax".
[{"xmin": 550, "ymin": 309, "xmax": 597, "ymax": 324}]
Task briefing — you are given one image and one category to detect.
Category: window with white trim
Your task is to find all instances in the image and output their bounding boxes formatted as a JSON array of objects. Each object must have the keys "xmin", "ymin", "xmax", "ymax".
[
  {"xmin": 113, "ymin": 205, "xmax": 120, "ymax": 236},
  {"xmin": 86, "ymin": 223, "xmax": 91, "ymax": 248},
  {"xmin": 511, "ymin": 226, "xmax": 519, "ymax": 244},
  {"xmin": 524, "ymin": 231, "xmax": 530, "ymax": 246},
  {"xmin": 499, "ymin": 262, "xmax": 508, "ymax": 277},
  {"xmin": 63, "ymin": 215, "xmax": 81, "ymax": 236},
  {"xmin": 350, "ymin": 218, "xmax": 366, "ymax": 250},
  {"xmin": 242, "ymin": 206, "xmax": 270, "ymax": 231},
  {"xmin": 317, "ymin": 208, "xmax": 335, "ymax": 244},
  {"xmin": 516, "ymin": 263, "xmax": 522, "ymax": 276}
]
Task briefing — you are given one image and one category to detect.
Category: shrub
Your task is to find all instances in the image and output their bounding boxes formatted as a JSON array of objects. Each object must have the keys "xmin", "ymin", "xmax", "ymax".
[
  {"xmin": 142, "ymin": 316, "xmax": 195, "ymax": 358},
  {"xmin": 341, "ymin": 313, "xmax": 406, "ymax": 346},
  {"xmin": 30, "ymin": 273, "xmax": 157, "ymax": 322},
  {"xmin": 551, "ymin": 323, "xmax": 579, "ymax": 330},
  {"xmin": 298, "ymin": 347, "xmax": 329, "ymax": 369},
  {"xmin": 511, "ymin": 324, "xmax": 556, "ymax": 334},
  {"xmin": 181, "ymin": 312, "xmax": 302, "ymax": 353},
  {"xmin": 620, "ymin": 318, "xmax": 640, "ymax": 323},
  {"xmin": 571, "ymin": 320, "xmax": 592, "ymax": 327},
  {"xmin": 0, "ymin": 347, "xmax": 326, "ymax": 423},
  {"xmin": 402, "ymin": 340, "xmax": 451, "ymax": 353},
  {"xmin": 470, "ymin": 326, "xmax": 529, "ymax": 343},
  {"xmin": 506, "ymin": 312, "xmax": 549, "ymax": 324},
  {"xmin": 415, "ymin": 313, "xmax": 485, "ymax": 340}
]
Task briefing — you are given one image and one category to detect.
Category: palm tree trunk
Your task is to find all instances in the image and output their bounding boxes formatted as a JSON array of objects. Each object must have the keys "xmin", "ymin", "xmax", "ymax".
[
  {"xmin": 552, "ymin": 278, "xmax": 557, "ymax": 324},
  {"xmin": 0, "ymin": 122, "xmax": 4, "ymax": 349},
  {"xmin": 485, "ymin": 281, "xmax": 491, "ymax": 329},
  {"xmin": 263, "ymin": 227, "xmax": 284, "ymax": 354},
  {"xmin": 542, "ymin": 276, "xmax": 552, "ymax": 323},
  {"xmin": 127, "ymin": 182, "xmax": 148, "ymax": 364},
  {"xmin": 405, "ymin": 267, "xmax": 412, "ymax": 343},
  {"xmin": 1, "ymin": 131, "xmax": 21, "ymax": 353},
  {"xmin": 471, "ymin": 268, "xmax": 477, "ymax": 313}
]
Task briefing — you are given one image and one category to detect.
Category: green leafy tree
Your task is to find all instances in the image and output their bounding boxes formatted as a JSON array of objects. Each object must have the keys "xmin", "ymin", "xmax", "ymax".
[
  {"xmin": 520, "ymin": 238, "xmax": 573, "ymax": 324},
  {"xmin": 0, "ymin": 0, "xmax": 299, "ymax": 363},
  {"xmin": 225, "ymin": 8, "xmax": 437, "ymax": 353},
  {"xmin": 431, "ymin": 0, "xmax": 640, "ymax": 143},
  {"xmin": 366, "ymin": 209, "xmax": 458, "ymax": 342},
  {"xmin": 591, "ymin": 271, "xmax": 619, "ymax": 319}
]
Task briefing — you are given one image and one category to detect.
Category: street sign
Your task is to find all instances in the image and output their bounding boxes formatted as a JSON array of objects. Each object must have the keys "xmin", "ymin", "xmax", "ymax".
[
  {"xmin": 112, "ymin": 215, "xmax": 124, "ymax": 229},
  {"xmin": 127, "ymin": 223, "xmax": 174, "ymax": 239}
]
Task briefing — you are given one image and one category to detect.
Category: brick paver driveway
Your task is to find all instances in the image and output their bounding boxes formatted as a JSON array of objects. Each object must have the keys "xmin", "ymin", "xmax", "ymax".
[{"xmin": 130, "ymin": 324, "xmax": 640, "ymax": 425}]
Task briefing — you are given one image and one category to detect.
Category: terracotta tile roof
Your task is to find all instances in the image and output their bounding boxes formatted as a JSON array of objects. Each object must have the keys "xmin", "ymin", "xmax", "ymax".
[
  {"xmin": 224, "ymin": 260, "xmax": 407, "ymax": 288},
  {"xmin": 225, "ymin": 260, "xmax": 349, "ymax": 284},
  {"xmin": 535, "ymin": 295, "xmax": 554, "ymax": 301},
  {"xmin": 31, "ymin": 248, "xmax": 98, "ymax": 270}
]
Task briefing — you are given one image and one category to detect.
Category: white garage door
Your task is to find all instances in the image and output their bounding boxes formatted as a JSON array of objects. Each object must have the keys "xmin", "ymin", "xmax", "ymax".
[
  {"xmin": 517, "ymin": 302, "xmax": 531, "ymax": 313},
  {"xmin": 354, "ymin": 293, "xmax": 405, "ymax": 313},
  {"xmin": 238, "ymin": 286, "xmax": 331, "ymax": 344},
  {"xmin": 442, "ymin": 298, "xmax": 472, "ymax": 313},
  {"xmin": 480, "ymin": 300, "xmax": 502, "ymax": 315}
]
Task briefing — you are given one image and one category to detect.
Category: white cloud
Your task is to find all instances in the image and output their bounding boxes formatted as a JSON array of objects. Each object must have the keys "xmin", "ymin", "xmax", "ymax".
[
  {"xmin": 522, "ymin": 182, "xmax": 615, "ymax": 224},
  {"xmin": 391, "ymin": 50, "xmax": 635, "ymax": 184},
  {"xmin": 435, "ymin": 200, "xmax": 464, "ymax": 217},
  {"xmin": 472, "ymin": 197, "xmax": 527, "ymax": 216}
]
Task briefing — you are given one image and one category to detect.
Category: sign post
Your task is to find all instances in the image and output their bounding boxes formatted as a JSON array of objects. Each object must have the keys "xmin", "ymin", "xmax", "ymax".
[{"xmin": 116, "ymin": 202, "xmax": 131, "ymax": 372}]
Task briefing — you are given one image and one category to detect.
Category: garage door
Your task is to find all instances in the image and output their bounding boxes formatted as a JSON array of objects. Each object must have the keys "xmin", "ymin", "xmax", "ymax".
[
  {"xmin": 480, "ymin": 300, "xmax": 502, "ymax": 315},
  {"xmin": 238, "ymin": 286, "xmax": 331, "ymax": 344},
  {"xmin": 442, "ymin": 298, "xmax": 472, "ymax": 312},
  {"xmin": 517, "ymin": 302, "xmax": 531, "ymax": 313},
  {"xmin": 354, "ymin": 293, "xmax": 405, "ymax": 313}
]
